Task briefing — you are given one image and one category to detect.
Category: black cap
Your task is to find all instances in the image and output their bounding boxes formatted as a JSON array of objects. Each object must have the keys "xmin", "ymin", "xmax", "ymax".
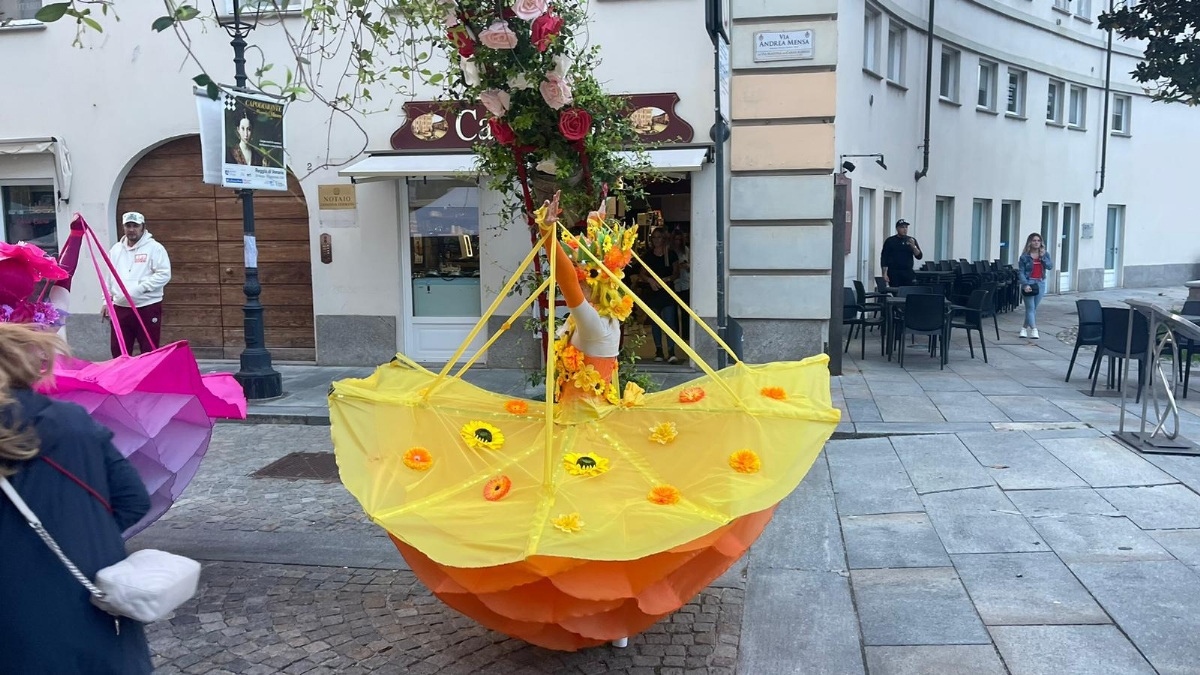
[{"xmin": 895, "ymin": 219, "xmax": 910, "ymax": 229}]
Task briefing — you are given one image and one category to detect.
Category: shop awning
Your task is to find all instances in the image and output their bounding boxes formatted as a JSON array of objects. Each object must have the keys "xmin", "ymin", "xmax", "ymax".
[
  {"xmin": 0, "ymin": 137, "xmax": 73, "ymax": 203},
  {"xmin": 339, "ymin": 146, "xmax": 711, "ymax": 183}
]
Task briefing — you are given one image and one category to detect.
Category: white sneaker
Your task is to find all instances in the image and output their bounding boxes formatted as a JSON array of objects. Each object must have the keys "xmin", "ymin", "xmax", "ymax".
[
  {"xmin": 1031, "ymin": 328, "xmax": 1040, "ymax": 339},
  {"xmin": 1019, "ymin": 328, "xmax": 1028, "ymax": 338}
]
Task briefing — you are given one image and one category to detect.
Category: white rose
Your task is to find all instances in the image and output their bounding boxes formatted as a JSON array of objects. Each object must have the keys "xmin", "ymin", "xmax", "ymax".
[
  {"xmin": 508, "ymin": 72, "xmax": 533, "ymax": 90},
  {"xmin": 536, "ymin": 156, "xmax": 559, "ymax": 175},
  {"xmin": 460, "ymin": 57, "xmax": 481, "ymax": 87},
  {"xmin": 553, "ymin": 53, "xmax": 573, "ymax": 79}
]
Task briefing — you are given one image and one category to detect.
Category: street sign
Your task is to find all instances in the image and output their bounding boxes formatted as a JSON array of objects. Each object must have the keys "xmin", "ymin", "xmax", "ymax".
[
  {"xmin": 718, "ymin": 38, "xmax": 731, "ymax": 124},
  {"xmin": 754, "ymin": 30, "xmax": 815, "ymax": 62}
]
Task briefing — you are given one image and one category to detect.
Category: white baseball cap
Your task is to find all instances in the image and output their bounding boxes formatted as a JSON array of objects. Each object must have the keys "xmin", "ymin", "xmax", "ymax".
[{"xmin": 122, "ymin": 211, "xmax": 146, "ymax": 226}]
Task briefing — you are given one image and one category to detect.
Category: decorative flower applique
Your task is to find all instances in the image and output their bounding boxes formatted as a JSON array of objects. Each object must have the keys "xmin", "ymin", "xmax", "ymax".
[
  {"xmin": 402, "ymin": 447, "xmax": 434, "ymax": 471},
  {"xmin": 679, "ymin": 387, "xmax": 706, "ymax": 404},
  {"xmin": 563, "ymin": 452, "xmax": 610, "ymax": 477},
  {"xmin": 461, "ymin": 421, "xmax": 505, "ymax": 451},
  {"xmin": 621, "ymin": 381, "xmax": 646, "ymax": 407},
  {"xmin": 729, "ymin": 450, "xmax": 762, "ymax": 474},
  {"xmin": 483, "ymin": 475, "xmax": 512, "ymax": 502},
  {"xmin": 505, "ymin": 399, "xmax": 529, "ymax": 415},
  {"xmin": 648, "ymin": 422, "xmax": 678, "ymax": 445},
  {"xmin": 648, "ymin": 485, "xmax": 681, "ymax": 505},
  {"xmin": 760, "ymin": 387, "xmax": 787, "ymax": 401},
  {"xmin": 552, "ymin": 512, "xmax": 584, "ymax": 533}
]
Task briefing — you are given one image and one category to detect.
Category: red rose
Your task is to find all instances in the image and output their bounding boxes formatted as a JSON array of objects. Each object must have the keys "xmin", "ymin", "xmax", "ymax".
[
  {"xmin": 558, "ymin": 108, "xmax": 592, "ymax": 142},
  {"xmin": 489, "ymin": 118, "xmax": 516, "ymax": 145},
  {"xmin": 448, "ymin": 27, "xmax": 475, "ymax": 58},
  {"xmin": 531, "ymin": 12, "xmax": 565, "ymax": 52}
]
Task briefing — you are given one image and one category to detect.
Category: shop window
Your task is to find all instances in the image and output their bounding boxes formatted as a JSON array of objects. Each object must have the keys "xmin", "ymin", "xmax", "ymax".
[
  {"xmin": 2, "ymin": 185, "xmax": 58, "ymax": 259},
  {"xmin": 407, "ymin": 179, "xmax": 482, "ymax": 318},
  {"xmin": 0, "ymin": 0, "xmax": 42, "ymax": 22}
]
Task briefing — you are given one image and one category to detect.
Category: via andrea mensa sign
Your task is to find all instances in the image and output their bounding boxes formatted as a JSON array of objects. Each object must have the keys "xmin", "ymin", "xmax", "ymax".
[{"xmin": 753, "ymin": 30, "xmax": 815, "ymax": 63}]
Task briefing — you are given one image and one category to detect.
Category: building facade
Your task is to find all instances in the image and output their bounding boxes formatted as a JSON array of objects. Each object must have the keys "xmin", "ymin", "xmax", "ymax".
[{"xmin": 1, "ymin": 0, "xmax": 1197, "ymax": 367}]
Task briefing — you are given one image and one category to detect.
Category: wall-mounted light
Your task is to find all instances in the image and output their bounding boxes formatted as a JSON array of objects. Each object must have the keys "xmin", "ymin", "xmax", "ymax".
[{"xmin": 839, "ymin": 153, "xmax": 888, "ymax": 173}]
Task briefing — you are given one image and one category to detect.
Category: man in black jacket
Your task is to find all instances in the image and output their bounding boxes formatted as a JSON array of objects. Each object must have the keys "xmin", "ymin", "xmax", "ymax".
[{"xmin": 880, "ymin": 219, "xmax": 923, "ymax": 287}]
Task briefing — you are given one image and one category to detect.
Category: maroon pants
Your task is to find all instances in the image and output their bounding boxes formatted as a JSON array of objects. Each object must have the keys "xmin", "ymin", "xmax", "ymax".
[{"xmin": 109, "ymin": 303, "xmax": 162, "ymax": 358}]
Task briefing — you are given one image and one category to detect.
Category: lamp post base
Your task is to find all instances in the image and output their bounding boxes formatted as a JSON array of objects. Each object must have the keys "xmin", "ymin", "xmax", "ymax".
[{"xmin": 235, "ymin": 351, "xmax": 283, "ymax": 401}]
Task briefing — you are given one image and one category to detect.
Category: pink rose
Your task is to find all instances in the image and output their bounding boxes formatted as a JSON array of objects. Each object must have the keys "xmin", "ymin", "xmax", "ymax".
[
  {"xmin": 480, "ymin": 89, "xmax": 512, "ymax": 117},
  {"xmin": 479, "ymin": 20, "xmax": 519, "ymax": 50},
  {"xmin": 511, "ymin": 0, "xmax": 549, "ymax": 21},
  {"xmin": 444, "ymin": 11, "xmax": 459, "ymax": 27},
  {"xmin": 539, "ymin": 72, "xmax": 573, "ymax": 110}
]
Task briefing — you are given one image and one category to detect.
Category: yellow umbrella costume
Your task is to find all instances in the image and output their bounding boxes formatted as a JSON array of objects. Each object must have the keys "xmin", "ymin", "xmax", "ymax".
[{"xmin": 330, "ymin": 193, "xmax": 840, "ymax": 651}]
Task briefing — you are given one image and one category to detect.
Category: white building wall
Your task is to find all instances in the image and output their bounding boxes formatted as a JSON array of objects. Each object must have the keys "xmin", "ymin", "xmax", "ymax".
[
  {"xmin": 0, "ymin": 0, "xmax": 714, "ymax": 363},
  {"xmin": 836, "ymin": 0, "xmax": 1200, "ymax": 293}
]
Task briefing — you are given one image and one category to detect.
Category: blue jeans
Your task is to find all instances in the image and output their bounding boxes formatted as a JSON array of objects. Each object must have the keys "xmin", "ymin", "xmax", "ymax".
[
  {"xmin": 651, "ymin": 304, "xmax": 680, "ymax": 357},
  {"xmin": 1023, "ymin": 279, "xmax": 1046, "ymax": 328}
]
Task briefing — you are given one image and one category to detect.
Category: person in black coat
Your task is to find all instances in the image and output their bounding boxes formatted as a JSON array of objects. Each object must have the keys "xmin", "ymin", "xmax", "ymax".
[
  {"xmin": 880, "ymin": 219, "xmax": 923, "ymax": 287},
  {"xmin": 0, "ymin": 324, "xmax": 153, "ymax": 675}
]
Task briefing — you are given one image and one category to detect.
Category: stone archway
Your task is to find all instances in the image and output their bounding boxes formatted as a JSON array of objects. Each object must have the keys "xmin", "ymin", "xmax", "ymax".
[{"xmin": 116, "ymin": 136, "xmax": 315, "ymax": 360}]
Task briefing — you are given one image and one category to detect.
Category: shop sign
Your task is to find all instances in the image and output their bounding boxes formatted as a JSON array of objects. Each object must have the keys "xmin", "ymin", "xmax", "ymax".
[
  {"xmin": 389, "ymin": 93, "xmax": 694, "ymax": 151},
  {"xmin": 754, "ymin": 30, "xmax": 815, "ymax": 62},
  {"xmin": 318, "ymin": 184, "xmax": 357, "ymax": 210}
]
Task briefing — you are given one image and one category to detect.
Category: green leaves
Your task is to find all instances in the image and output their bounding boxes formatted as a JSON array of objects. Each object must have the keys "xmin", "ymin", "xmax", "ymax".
[
  {"xmin": 193, "ymin": 74, "xmax": 220, "ymax": 100},
  {"xmin": 34, "ymin": 2, "xmax": 70, "ymax": 22},
  {"xmin": 151, "ymin": 16, "xmax": 175, "ymax": 32}
]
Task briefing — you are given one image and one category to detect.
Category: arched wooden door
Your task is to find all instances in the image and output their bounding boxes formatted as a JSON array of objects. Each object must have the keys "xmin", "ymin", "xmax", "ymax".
[{"xmin": 116, "ymin": 136, "xmax": 315, "ymax": 360}]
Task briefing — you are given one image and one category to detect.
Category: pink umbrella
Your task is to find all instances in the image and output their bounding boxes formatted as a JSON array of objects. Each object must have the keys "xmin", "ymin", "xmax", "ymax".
[{"xmin": 28, "ymin": 215, "xmax": 247, "ymax": 537}]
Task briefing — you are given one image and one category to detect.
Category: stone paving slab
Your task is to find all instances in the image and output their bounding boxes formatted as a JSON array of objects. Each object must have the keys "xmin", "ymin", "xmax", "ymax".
[
  {"xmin": 824, "ymin": 438, "xmax": 924, "ymax": 516},
  {"xmin": 890, "ymin": 434, "xmax": 995, "ymax": 494},
  {"xmin": 1096, "ymin": 484, "xmax": 1200, "ymax": 530},
  {"xmin": 874, "ymin": 394, "xmax": 945, "ymax": 422},
  {"xmin": 951, "ymin": 552, "xmax": 1109, "ymax": 625},
  {"xmin": 864, "ymin": 645, "xmax": 1007, "ymax": 675},
  {"xmin": 1038, "ymin": 436, "xmax": 1177, "ymax": 488},
  {"xmin": 749, "ymin": 457, "xmax": 846, "ymax": 573},
  {"xmin": 1069, "ymin": 561, "xmax": 1200, "ymax": 675},
  {"xmin": 841, "ymin": 513, "xmax": 951, "ymax": 569},
  {"xmin": 851, "ymin": 567, "xmax": 990, "ymax": 646},
  {"xmin": 958, "ymin": 431, "xmax": 1088, "ymax": 490},
  {"xmin": 1005, "ymin": 488, "xmax": 1121, "ymax": 517},
  {"xmin": 989, "ymin": 625, "xmax": 1157, "ymax": 675},
  {"xmin": 985, "ymin": 396, "xmax": 1076, "ymax": 423},
  {"xmin": 1028, "ymin": 516, "xmax": 1176, "ymax": 563},
  {"xmin": 928, "ymin": 391, "xmax": 1011, "ymax": 422},
  {"xmin": 921, "ymin": 487, "xmax": 1047, "ymax": 554},
  {"xmin": 739, "ymin": 569, "xmax": 864, "ymax": 675}
]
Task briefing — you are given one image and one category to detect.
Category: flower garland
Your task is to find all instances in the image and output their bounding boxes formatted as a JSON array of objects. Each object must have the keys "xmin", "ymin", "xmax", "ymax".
[{"xmin": 0, "ymin": 301, "xmax": 66, "ymax": 331}]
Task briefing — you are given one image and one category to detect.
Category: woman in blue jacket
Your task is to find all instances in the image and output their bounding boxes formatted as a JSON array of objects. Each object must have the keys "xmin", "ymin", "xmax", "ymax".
[
  {"xmin": 1017, "ymin": 233, "xmax": 1054, "ymax": 339},
  {"xmin": 0, "ymin": 324, "xmax": 153, "ymax": 675}
]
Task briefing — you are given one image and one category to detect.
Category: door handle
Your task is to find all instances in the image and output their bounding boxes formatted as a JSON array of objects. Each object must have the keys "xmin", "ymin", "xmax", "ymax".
[{"xmin": 225, "ymin": 268, "xmax": 234, "ymax": 274}]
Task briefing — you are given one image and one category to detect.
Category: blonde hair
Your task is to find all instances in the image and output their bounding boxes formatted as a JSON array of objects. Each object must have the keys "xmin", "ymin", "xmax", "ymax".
[
  {"xmin": 1022, "ymin": 232, "xmax": 1045, "ymax": 257},
  {"xmin": 0, "ymin": 324, "xmax": 68, "ymax": 477}
]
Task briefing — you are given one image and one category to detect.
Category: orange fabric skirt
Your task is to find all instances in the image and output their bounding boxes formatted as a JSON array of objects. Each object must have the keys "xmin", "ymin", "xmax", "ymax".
[{"xmin": 391, "ymin": 505, "xmax": 777, "ymax": 651}]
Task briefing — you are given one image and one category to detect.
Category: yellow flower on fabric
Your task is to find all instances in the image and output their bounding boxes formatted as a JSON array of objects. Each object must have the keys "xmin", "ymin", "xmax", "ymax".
[
  {"xmin": 552, "ymin": 512, "xmax": 584, "ymax": 533},
  {"xmin": 621, "ymin": 381, "xmax": 646, "ymax": 407},
  {"xmin": 573, "ymin": 365, "xmax": 604, "ymax": 391},
  {"xmin": 648, "ymin": 485, "xmax": 682, "ymax": 505},
  {"xmin": 604, "ymin": 385, "xmax": 621, "ymax": 406},
  {"xmin": 648, "ymin": 422, "xmax": 678, "ymax": 445},
  {"xmin": 402, "ymin": 447, "xmax": 434, "ymax": 471},
  {"xmin": 729, "ymin": 449, "xmax": 762, "ymax": 474},
  {"xmin": 760, "ymin": 386, "xmax": 788, "ymax": 401},
  {"xmin": 560, "ymin": 344, "xmax": 585, "ymax": 372},
  {"xmin": 563, "ymin": 452, "xmax": 610, "ymax": 477},
  {"xmin": 460, "ymin": 421, "xmax": 505, "ymax": 451}
]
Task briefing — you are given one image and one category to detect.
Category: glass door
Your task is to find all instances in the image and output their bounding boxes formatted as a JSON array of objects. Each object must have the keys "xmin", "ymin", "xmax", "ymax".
[
  {"xmin": 857, "ymin": 188, "xmax": 875, "ymax": 283},
  {"xmin": 1040, "ymin": 203, "xmax": 1058, "ymax": 293},
  {"xmin": 1060, "ymin": 203, "xmax": 1078, "ymax": 292},
  {"xmin": 1105, "ymin": 205, "xmax": 1124, "ymax": 288},
  {"xmin": 971, "ymin": 199, "xmax": 991, "ymax": 261},
  {"xmin": 999, "ymin": 200, "xmax": 1019, "ymax": 265},
  {"xmin": 402, "ymin": 178, "xmax": 486, "ymax": 363},
  {"xmin": 935, "ymin": 197, "xmax": 953, "ymax": 261}
]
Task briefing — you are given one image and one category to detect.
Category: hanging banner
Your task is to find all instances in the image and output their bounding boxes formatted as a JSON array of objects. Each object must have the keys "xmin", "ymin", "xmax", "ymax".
[
  {"xmin": 195, "ymin": 88, "xmax": 225, "ymax": 186},
  {"xmin": 192, "ymin": 89, "xmax": 286, "ymax": 191}
]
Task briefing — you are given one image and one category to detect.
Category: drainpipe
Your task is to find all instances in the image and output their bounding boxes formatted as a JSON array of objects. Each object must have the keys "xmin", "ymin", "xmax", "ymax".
[
  {"xmin": 1094, "ymin": 0, "xmax": 1114, "ymax": 197},
  {"xmin": 914, "ymin": 0, "xmax": 935, "ymax": 182}
]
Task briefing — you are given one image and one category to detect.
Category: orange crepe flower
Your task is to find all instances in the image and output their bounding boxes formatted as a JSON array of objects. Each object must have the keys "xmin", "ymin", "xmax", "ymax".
[
  {"xmin": 483, "ymin": 475, "xmax": 513, "ymax": 502},
  {"xmin": 760, "ymin": 386, "xmax": 787, "ymax": 401},
  {"xmin": 679, "ymin": 387, "xmax": 706, "ymax": 404},
  {"xmin": 729, "ymin": 450, "xmax": 762, "ymax": 474},
  {"xmin": 648, "ymin": 485, "xmax": 681, "ymax": 505},
  {"xmin": 402, "ymin": 447, "xmax": 434, "ymax": 471},
  {"xmin": 505, "ymin": 399, "xmax": 529, "ymax": 415}
]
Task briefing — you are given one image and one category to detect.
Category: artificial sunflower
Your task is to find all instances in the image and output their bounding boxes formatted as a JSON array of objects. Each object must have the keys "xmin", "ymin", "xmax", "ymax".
[
  {"xmin": 621, "ymin": 381, "xmax": 646, "ymax": 407},
  {"xmin": 760, "ymin": 386, "xmax": 788, "ymax": 401},
  {"xmin": 551, "ymin": 512, "xmax": 584, "ymax": 533},
  {"xmin": 648, "ymin": 422, "xmax": 678, "ymax": 445},
  {"xmin": 679, "ymin": 387, "xmax": 706, "ymax": 404},
  {"xmin": 563, "ymin": 451, "xmax": 611, "ymax": 477},
  {"xmin": 648, "ymin": 485, "xmax": 682, "ymax": 505},
  {"xmin": 729, "ymin": 449, "xmax": 762, "ymax": 474},
  {"xmin": 460, "ymin": 421, "xmax": 505, "ymax": 451},
  {"xmin": 505, "ymin": 399, "xmax": 529, "ymax": 415},
  {"xmin": 573, "ymin": 365, "xmax": 605, "ymax": 392},
  {"xmin": 483, "ymin": 475, "xmax": 513, "ymax": 502},
  {"xmin": 402, "ymin": 447, "xmax": 434, "ymax": 471}
]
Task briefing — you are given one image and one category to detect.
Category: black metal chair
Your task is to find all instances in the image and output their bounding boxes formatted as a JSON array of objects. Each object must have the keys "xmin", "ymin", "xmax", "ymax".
[
  {"xmin": 1089, "ymin": 307, "xmax": 1150, "ymax": 402},
  {"xmin": 855, "ymin": 279, "xmax": 886, "ymax": 313},
  {"xmin": 897, "ymin": 294, "xmax": 949, "ymax": 369},
  {"xmin": 1066, "ymin": 299, "xmax": 1104, "ymax": 382},
  {"xmin": 980, "ymin": 282, "xmax": 1000, "ymax": 340},
  {"xmin": 843, "ymin": 287, "xmax": 884, "ymax": 359},
  {"xmin": 1175, "ymin": 300, "xmax": 1200, "ymax": 398},
  {"xmin": 950, "ymin": 289, "xmax": 991, "ymax": 363}
]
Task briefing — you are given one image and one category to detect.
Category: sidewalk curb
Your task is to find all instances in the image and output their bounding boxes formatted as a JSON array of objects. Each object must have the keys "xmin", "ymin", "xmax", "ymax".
[{"xmin": 228, "ymin": 413, "xmax": 332, "ymax": 426}]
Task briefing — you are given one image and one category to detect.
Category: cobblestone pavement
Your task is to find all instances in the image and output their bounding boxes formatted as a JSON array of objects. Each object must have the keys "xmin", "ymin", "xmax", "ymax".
[
  {"xmin": 143, "ymin": 425, "xmax": 747, "ymax": 674},
  {"xmin": 149, "ymin": 562, "xmax": 744, "ymax": 675}
]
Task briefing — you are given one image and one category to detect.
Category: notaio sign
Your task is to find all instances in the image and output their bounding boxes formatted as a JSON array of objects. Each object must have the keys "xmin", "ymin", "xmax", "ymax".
[{"xmin": 389, "ymin": 93, "xmax": 694, "ymax": 151}]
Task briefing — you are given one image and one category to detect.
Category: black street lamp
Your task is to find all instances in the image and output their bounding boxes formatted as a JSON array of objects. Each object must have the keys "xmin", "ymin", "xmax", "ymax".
[{"xmin": 215, "ymin": 0, "xmax": 282, "ymax": 400}]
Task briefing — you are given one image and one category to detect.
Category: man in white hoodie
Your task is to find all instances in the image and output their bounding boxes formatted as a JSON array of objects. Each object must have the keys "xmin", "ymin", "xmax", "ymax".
[{"xmin": 101, "ymin": 212, "xmax": 172, "ymax": 357}]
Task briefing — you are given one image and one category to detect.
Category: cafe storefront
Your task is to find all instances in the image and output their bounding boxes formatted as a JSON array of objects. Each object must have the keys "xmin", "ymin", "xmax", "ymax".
[{"xmin": 338, "ymin": 94, "xmax": 713, "ymax": 366}]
